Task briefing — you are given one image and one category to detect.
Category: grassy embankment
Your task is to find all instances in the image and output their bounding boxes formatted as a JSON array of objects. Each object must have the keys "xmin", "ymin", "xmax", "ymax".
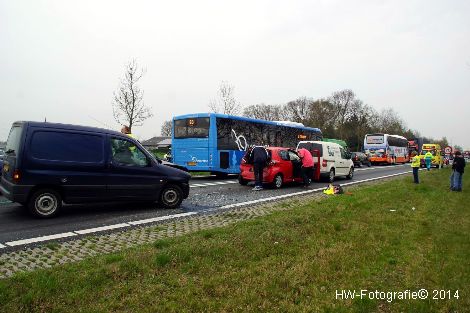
[{"xmin": 0, "ymin": 168, "xmax": 468, "ymax": 312}]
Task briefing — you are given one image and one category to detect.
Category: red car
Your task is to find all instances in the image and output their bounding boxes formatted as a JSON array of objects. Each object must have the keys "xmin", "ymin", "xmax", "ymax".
[{"xmin": 239, "ymin": 147, "xmax": 304, "ymax": 188}]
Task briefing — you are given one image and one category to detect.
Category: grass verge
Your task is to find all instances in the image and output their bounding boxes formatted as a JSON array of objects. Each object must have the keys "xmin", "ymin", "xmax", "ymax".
[{"xmin": 0, "ymin": 168, "xmax": 468, "ymax": 312}]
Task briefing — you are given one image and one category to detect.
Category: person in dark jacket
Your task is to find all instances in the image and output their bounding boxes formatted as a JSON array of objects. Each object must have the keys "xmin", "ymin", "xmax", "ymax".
[
  {"xmin": 249, "ymin": 145, "xmax": 269, "ymax": 191},
  {"xmin": 451, "ymin": 151, "xmax": 466, "ymax": 191}
]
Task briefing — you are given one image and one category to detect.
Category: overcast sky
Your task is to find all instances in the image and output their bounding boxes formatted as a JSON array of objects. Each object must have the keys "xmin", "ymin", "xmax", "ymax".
[{"xmin": 1, "ymin": 0, "xmax": 469, "ymax": 148}]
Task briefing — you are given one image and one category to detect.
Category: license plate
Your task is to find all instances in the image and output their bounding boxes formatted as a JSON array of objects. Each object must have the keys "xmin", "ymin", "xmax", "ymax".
[{"xmin": 187, "ymin": 161, "xmax": 197, "ymax": 166}]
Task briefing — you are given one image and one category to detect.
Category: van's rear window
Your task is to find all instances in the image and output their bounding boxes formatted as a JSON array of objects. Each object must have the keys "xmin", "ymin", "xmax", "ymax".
[
  {"xmin": 5, "ymin": 125, "xmax": 23, "ymax": 155},
  {"xmin": 30, "ymin": 131, "xmax": 104, "ymax": 163},
  {"xmin": 298, "ymin": 142, "xmax": 323, "ymax": 155}
]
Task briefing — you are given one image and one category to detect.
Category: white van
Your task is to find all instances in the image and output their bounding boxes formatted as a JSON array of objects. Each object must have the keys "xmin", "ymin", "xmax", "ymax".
[{"xmin": 297, "ymin": 141, "xmax": 354, "ymax": 182}]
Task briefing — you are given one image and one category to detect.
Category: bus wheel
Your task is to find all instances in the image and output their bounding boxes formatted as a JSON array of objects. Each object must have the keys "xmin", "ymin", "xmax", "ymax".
[
  {"xmin": 238, "ymin": 175, "xmax": 248, "ymax": 186},
  {"xmin": 272, "ymin": 174, "xmax": 283, "ymax": 189},
  {"xmin": 159, "ymin": 184, "xmax": 183, "ymax": 209}
]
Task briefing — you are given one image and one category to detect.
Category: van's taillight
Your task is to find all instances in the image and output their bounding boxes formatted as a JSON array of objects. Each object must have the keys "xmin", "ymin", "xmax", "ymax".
[
  {"xmin": 13, "ymin": 169, "xmax": 21, "ymax": 183},
  {"xmin": 322, "ymin": 160, "xmax": 327, "ymax": 167}
]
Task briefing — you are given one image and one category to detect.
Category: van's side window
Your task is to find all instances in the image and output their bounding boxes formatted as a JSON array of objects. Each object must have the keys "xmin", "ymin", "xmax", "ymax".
[
  {"xmin": 110, "ymin": 138, "xmax": 148, "ymax": 167},
  {"xmin": 31, "ymin": 131, "xmax": 104, "ymax": 163},
  {"xmin": 340, "ymin": 147, "xmax": 347, "ymax": 159}
]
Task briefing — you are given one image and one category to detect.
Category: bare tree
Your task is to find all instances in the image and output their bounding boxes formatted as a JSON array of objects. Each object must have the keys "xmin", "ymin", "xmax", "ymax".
[
  {"xmin": 208, "ymin": 81, "xmax": 242, "ymax": 115},
  {"xmin": 160, "ymin": 120, "xmax": 172, "ymax": 137},
  {"xmin": 284, "ymin": 97, "xmax": 313, "ymax": 124},
  {"xmin": 329, "ymin": 89, "xmax": 356, "ymax": 131},
  {"xmin": 306, "ymin": 99, "xmax": 338, "ymax": 133},
  {"xmin": 376, "ymin": 108, "xmax": 406, "ymax": 134},
  {"xmin": 243, "ymin": 103, "xmax": 287, "ymax": 121},
  {"xmin": 112, "ymin": 60, "xmax": 153, "ymax": 132}
]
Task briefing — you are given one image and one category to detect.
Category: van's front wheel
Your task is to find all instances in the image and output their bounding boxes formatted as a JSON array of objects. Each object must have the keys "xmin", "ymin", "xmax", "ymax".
[
  {"xmin": 159, "ymin": 184, "xmax": 183, "ymax": 209},
  {"xmin": 28, "ymin": 189, "xmax": 62, "ymax": 218}
]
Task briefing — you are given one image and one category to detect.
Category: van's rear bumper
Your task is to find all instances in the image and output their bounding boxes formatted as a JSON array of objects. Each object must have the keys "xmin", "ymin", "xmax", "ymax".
[{"xmin": 0, "ymin": 178, "xmax": 31, "ymax": 203}]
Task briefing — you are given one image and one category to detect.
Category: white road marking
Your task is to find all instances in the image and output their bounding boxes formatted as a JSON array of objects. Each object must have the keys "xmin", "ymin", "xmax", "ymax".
[
  {"xmin": 219, "ymin": 170, "xmax": 412, "ymax": 209},
  {"xmin": 190, "ymin": 180, "xmax": 238, "ymax": 188},
  {"xmin": 5, "ymin": 232, "xmax": 77, "ymax": 247},
  {"xmin": 0, "ymin": 168, "xmax": 413, "ymax": 249},
  {"xmin": 74, "ymin": 223, "xmax": 130, "ymax": 235},
  {"xmin": 128, "ymin": 212, "xmax": 197, "ymax": 226},
  {"xmin": 340, "ymin": 171, "xmax": 412, "ymax": 187},
  {"xmin": 219, "ymin": 188, "xmax": 325, "ymax": 209},
  {"xmin": 356, "ymin": 164, "xmax": 406, "ymax": 171},
  {"xmin": 191, "ymin": 166, "xmax": 407, "ymax": 187}
]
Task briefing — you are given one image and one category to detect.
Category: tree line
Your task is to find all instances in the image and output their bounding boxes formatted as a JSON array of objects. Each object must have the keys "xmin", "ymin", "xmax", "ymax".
[
  {"xmin": 242, "ymin": 89, "xmax": 449, "ymax": 151},
  {"xmin": 160, "ymin": 83, "xmax": 449, "ymax": 151},
  {"xmin": 108, "ymin": 61, "xmax": 450, "ymax": 152}
]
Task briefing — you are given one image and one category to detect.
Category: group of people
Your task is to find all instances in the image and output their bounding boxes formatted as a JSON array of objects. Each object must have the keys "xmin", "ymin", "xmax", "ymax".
[
  {"xmin": 410, "ymin": 150, "xmax": 465, "ymax": 191},
  {"xmin": 248, "ymin": 144, "xmax": 314, "ymax": 191}
]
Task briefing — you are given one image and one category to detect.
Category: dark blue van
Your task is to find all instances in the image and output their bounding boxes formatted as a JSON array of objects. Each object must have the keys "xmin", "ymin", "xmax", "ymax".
[{"xmin": 0, "ymin": 121, "xmax": 190, "ymax": 218}]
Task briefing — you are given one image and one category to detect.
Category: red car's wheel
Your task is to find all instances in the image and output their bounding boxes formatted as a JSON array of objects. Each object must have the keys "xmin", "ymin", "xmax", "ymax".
[{"xmin": 272, "ymin": 174, "xmax": 283, "ymax": 189}]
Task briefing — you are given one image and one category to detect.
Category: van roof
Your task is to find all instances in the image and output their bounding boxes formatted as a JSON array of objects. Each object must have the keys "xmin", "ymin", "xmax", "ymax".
[
  {"xmin": 298, "ymin": 140, "xmax": 341, "ymax": 146},
  {"xmin": 14, "ymin": 121, "xmax": 126, "ymax": 137}
]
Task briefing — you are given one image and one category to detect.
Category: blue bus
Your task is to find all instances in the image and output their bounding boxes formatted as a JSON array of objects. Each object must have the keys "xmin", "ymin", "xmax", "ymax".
[{"xmin": 172, "ymin": 113, "xmax": 322, "ymax": 174}]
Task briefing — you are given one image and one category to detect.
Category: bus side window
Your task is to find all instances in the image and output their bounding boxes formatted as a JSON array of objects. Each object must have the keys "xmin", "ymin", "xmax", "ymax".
[{"xmin": 275, "ymin": 131, "xmax": 282, "ymax": 147}]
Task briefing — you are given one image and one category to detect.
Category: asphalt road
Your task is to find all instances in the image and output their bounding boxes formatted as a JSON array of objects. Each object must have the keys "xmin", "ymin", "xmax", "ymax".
[{"xmin": 0, "ymin": 164, "xmax": 412, "ymax": 248}]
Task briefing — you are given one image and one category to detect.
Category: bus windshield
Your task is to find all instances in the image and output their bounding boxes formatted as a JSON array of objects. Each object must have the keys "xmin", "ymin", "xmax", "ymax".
[{"xmin": 174, "ymin": 117, "xmax": 210, "ymax": 139}]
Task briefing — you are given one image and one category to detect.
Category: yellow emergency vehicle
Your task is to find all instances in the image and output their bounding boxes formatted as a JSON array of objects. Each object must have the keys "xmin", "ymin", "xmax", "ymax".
[{"xmin": 419, "ymin": 144, "xmax": 443, "ymax": 168}]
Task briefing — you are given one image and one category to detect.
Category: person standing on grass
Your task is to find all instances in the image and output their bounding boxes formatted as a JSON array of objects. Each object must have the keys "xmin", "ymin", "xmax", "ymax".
[
  {"xmin": 297, "ymin": 147, "xmax": 314, "ymax": 188},
  {"xmin": 451, "ymin": 151, "xmax": 466, "ymax": 192},
  {"xmin": 424, "ymin": 150, "xmax": 433, "ymax": 171},
  {"xmin": 411, "ymin": 151, "xmax": 420, "ymax": 184},
  {"xmin": 249, "ymin": 144, "xmax": 269, "ymax": 191}
]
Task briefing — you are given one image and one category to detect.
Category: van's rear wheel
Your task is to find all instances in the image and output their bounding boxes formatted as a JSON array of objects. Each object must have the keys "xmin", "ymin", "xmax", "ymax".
[
  {"xmin": 159, "ymin": 184, "xmax": 183, "ymax": 209},
  {"xmin": 28, "ymin": 189, "xmax": 62, "ymax": 218},
  {"xmin": 328, "ymin": 169, "xmax": 335, "ymax": 183}
]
